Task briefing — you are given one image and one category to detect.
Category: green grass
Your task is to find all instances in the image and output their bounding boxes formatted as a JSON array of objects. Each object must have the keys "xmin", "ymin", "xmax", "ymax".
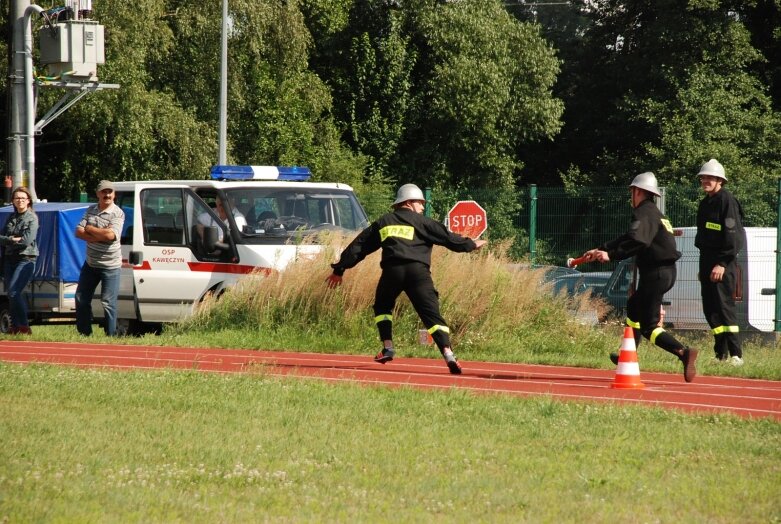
[
  {"xmin": 4, "ymin": 241, "xmax": 780, "ymax": 520},
  {"xmin": 1, "ymin": 364, "xmax": 779, "ymax": 523}
]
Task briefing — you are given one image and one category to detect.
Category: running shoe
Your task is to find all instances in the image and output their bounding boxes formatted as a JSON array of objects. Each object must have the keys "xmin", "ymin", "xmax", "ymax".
[
  {"xmin": 729, "ymin": 356, "xmax": 744, "ymax": 367},
  {"xmin": 374, "ymin": 347, "xmax": 395, "ymax": 364},
  {"xmin": 609, "ymin": 352, "xmax": 619, "ymax": 366}
]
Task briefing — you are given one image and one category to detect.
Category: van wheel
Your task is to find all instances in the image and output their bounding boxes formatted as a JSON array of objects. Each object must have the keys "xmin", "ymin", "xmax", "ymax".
[{"xmin": 0, "ymin": 300, "xmax": 11, "ymax": 333}]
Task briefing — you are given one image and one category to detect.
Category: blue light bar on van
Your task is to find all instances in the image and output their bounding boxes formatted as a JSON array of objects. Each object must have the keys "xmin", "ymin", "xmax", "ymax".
[{"xmin": 210, "ymin": 165, "xmax": 312, "ymax": 181}]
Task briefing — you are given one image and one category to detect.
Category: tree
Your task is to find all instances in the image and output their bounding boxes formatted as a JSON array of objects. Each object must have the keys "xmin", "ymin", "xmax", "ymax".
[
  {"xmin": 305, "ymin": 0, "xmax": 564, "ymax": 236},
  {"xmin": 520, "ymin": 1, "xmax": 781, "ymax": 227},
  {"xmin": 29, "ymin": 0, "xmax": 215, "ymax": 199},
  {"xmin": 7, "ymin": 0, "xmax": 371, "ymax": 202}
]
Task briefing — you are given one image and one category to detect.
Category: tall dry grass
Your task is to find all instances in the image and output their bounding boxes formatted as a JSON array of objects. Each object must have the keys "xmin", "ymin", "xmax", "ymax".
[{"xmin": 182, "ymin": 234, "xmax": 603, "ymax": 356}]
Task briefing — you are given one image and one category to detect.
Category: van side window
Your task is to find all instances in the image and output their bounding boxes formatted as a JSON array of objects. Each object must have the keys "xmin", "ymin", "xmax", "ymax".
[
  {"xmin": 141, "ymin": 189, "xmax": 185, "ymax": 246},
  {"xmin": 115, "ymin": 191, "xmax": 134, "ymax": 244}
]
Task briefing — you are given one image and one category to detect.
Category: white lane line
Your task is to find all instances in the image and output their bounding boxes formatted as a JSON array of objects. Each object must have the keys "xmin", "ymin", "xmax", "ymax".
[{"xmin": 2, "ymin": 358, "xmax": 778, "ymax": 418}]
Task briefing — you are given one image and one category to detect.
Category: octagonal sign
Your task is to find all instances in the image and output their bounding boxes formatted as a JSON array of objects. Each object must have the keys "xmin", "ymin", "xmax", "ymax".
[{"xmin": 447, "ymin": 200, "xmax": 487, "ymax": 239}]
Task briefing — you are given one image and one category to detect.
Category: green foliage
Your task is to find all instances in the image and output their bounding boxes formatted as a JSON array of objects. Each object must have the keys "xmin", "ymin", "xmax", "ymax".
[
  {"xmin": 402, "ymin": 0, "xmax": 564, "ymax": 192},
  {"xmin": 30, "ymin": 0, "xmax": 216, "ymax": 198},
  {"xmin": 3, "ymin": 0, "xmax": 779, "ymax": 235},
  {"xmin": 305, "ymin": 0, "xmax": 563, "ymax": 232},
  {"xmin": 641, "ymin": 63, "xmax": 781, "ymax": 226},
  {"xmin": 15, "ymin": 0, "xmax": 369, "ymax": 200},
  {"xmin": 305, "ymin": 0, "xmax": 417, "ymax": 181},
  {"xmin": 535, "ymin": 0, "xmax": 781, "ymax": 224}
]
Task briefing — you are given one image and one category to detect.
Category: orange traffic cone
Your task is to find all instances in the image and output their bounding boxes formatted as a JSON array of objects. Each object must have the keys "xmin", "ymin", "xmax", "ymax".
[{"xmin": 610, "ymin": 326, "xmax": 645, "ymax": 389}]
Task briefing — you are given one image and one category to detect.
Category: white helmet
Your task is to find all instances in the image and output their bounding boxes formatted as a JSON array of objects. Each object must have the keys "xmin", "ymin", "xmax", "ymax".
[
  {"xmin": 393, "ymin": 183, "xmax": 426, "ymax": 205},
  {"xmin": 697, "ymin": 159, "xmax": 726, "ymax": 181},
  {"xmin": 630, "ymin": 171, "xmax": 661, "ymax": 197}
]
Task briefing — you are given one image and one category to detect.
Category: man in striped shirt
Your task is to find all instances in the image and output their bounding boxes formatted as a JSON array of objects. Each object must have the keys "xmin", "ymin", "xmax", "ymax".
[{"xmin": 75, "ymin": 180, "xmax": 125, "ymax": 336}]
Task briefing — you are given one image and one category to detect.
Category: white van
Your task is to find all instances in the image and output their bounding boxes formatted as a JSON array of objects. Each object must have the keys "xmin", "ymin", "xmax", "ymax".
[
  {"xmin": 663, "ymin": 227, "xmax": 777, "ymax": 333},
  {"xmin": 0, "ymin": 168, "xmax": 368, "ymax": 334},
  {"xmin": 108, "ymin": 165, "xmax": 369, "ymax": 334}
]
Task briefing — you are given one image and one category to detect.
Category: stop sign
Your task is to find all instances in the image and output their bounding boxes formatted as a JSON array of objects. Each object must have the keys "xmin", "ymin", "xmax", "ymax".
[{"xmin": 447, "ymin": 200, "xmax": 487, "ymax": 239}]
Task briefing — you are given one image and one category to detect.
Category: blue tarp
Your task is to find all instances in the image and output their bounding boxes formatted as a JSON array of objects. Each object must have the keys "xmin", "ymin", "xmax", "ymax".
[{"xmin": 0, "ymin": 202, "xmax": 90, "ymax": 283}]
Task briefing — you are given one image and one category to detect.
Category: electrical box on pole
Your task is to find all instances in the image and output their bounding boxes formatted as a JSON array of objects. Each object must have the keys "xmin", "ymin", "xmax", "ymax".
[{"xmin": 39, "ymin": 20, "xmax": 105, "ymax": 81}]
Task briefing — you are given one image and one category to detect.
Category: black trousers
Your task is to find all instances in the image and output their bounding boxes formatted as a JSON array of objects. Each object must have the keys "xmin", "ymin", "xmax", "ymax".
[
  {"xmin": 699, "ymin": 255, "xmax": 742, "ymax": 359},
  {"xmin": 626, "ymin": 264, "xmax": 684, "ymax": 356},
  {"xmin": 373, "ymin": 262, "xmax": 450, "ymax": 350}
]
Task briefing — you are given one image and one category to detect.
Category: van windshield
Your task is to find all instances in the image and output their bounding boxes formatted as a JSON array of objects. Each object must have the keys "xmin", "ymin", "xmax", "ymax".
[{"xmin": 224, "ymin": 187, "xmax": 369, "ymax": 242}]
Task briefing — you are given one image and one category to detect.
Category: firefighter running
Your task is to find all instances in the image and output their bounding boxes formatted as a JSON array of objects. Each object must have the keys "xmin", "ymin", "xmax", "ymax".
[
  {"xmin": 582, "ymin": 172, "xmax": 699, "ymax": 382},
  {"xmin": 326, "ymin": 184, "xmax": 487, "ymax": 374}
]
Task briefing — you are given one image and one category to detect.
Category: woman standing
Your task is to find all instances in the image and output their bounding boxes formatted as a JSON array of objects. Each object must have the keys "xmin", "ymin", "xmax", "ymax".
[{"xmin": 1, "ymin": 187, "xmax": 39, "ymax": 334}]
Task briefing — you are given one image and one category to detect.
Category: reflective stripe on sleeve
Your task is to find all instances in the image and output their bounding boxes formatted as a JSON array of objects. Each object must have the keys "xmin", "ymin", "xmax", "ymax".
[{"xmin": 374, "ymin": 314, "xmax": 393, "ymax": 324}]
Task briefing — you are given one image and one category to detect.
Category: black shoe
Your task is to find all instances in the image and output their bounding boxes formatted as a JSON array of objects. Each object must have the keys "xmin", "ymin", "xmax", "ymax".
[
  {"xmin": 446, "ymin": 359, "xmax": 462, "ymax": 375},
  {"xmin": 681, "ymin": 348, "xmax": 699, "ymax": 383},
  {"xmin": 442, "ymin": 349, "xmax": 462, "ymax": 375},
  {"xmin": 609, "ymin": 352, "xmax": 619, "ymax": 366},
  {"xmin": 374, "ymin": 347, "xmax": 395, "ymax": 364}
]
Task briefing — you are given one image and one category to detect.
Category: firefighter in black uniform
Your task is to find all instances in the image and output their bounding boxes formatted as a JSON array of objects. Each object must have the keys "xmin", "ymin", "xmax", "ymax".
[
  {"xmin": 695, "ymin": 159, "xmax": 745, "ymax": 366},
  {"xmin": 326, "ymin": 184, "xmax": 487, "ymax": 374},
  {"xmin": 584, "ymin": 172, "xmax": 699, "ymax": 382}
]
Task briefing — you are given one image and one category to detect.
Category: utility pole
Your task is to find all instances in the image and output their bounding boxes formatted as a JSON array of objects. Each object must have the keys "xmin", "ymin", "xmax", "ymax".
[
  {"xmin": 218, "ymin": 0, "xmax": 228, "ymax": 165},
  {"xmin": 5, "ymin": 0, "xmax": 117, "ymax": 202},
  {"xmin": 7, "ymin": 0, "xmax": 31, "ymax": 198}
]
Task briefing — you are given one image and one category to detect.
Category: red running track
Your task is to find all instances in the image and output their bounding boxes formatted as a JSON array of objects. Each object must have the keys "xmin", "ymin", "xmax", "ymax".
[{"xmin": 1, "ymin": 341, "xmax": 780, "ymax": 421}]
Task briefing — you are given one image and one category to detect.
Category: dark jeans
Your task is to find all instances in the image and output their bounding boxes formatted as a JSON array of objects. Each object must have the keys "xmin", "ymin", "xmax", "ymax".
[
  {"xmin": 3, "ymin": 257, "xmax": 35, "ymax": 328},
  {"xmin": 75, "ymin": 263, "xmax": 120, "ymax": 336}
]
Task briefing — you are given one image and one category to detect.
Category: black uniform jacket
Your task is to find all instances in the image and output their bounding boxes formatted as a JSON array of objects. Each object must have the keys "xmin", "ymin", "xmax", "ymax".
[
  {"xmin": 332, "ymin": 208, "xmax": 477, "ymax": 275},
  {"xmin": 694, "ymin": 188, "xmax": 745, "ymax": 266},
  {"xmin": 599, "ymin": 199, "xmax": 680, "ymax": 270}
]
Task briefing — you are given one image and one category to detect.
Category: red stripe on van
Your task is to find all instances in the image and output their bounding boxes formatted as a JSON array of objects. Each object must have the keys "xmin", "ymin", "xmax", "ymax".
[
  {"xmin": 187, "ymin": 262, "xmax": 273, "ymax": 275},
  {"xmin": 127, "ymin": 261, "xmax": 153, "ymax": 270}
]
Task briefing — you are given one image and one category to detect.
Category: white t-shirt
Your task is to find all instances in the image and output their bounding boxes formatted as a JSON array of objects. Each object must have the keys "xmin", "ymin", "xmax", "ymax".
[{"xmin": 198, "ymin": 208, "xmax": 247, "ymax": 241}]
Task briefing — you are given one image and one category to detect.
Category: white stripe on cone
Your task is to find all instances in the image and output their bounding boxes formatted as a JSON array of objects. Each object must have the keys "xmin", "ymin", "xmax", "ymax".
[{"xmin": 616, "ymin": 361, "xmax": 641, "ymax": 376}]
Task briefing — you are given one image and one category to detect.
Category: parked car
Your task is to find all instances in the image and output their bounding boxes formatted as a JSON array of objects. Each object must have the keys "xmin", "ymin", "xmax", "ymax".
[{"xmin": 544, "ymin": 260, "xmax": 635, "ymax": 322}]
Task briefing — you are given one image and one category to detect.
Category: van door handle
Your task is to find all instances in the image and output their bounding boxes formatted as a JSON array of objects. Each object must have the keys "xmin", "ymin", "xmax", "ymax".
[{"xmin": 761, "ymin": 288, "xmax": 775, "ymax": 295}]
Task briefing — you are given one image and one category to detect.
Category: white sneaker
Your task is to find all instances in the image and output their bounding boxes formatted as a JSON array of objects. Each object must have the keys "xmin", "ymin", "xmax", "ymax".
[{"xmin": 729, "ymin": 356, "xmax": 744, "ymax": 366}]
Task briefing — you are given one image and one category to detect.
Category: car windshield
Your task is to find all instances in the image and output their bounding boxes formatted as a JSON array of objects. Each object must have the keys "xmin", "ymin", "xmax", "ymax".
[{"xmin": 224, "ymin": 187, "xmax": 369, "ymax": 243}]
